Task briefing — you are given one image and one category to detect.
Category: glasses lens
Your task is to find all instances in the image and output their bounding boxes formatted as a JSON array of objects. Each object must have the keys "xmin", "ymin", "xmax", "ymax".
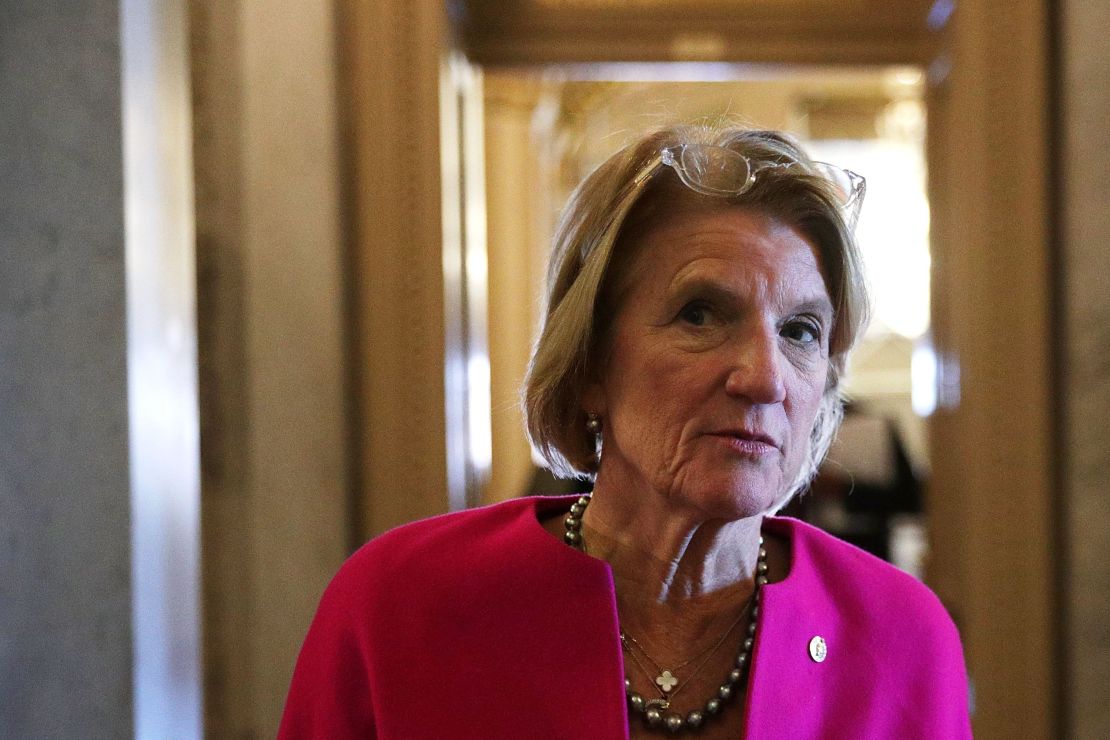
[
  {"xmin": 674, "ymin": 145, "xmax": 752, "ymax": 196},
  {"xmin": 660, "ymin": 146, "xmax": 865, "ymax": 225},
  {"xmin": 812, "ymin": 162, "xmax": 865, "ymax": 209}
]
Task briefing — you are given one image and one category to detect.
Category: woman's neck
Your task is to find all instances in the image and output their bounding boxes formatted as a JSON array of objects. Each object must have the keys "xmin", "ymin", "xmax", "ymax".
[
  {"xmin": 575, "ymin": 481, "xmax": 766, "ymax": 656},
  {"xmin": 581, "ymin": 496, "xmax": 761, "ymax": 603},
  {"xmin": 539, "ymin": 485, "xmax": 784, "ymax": 737}
]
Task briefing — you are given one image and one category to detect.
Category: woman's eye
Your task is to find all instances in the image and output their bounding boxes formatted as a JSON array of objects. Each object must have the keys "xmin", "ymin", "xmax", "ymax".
[
  {"xmin": 678, "ymin": 302, "xmax": 711, "ymax": 326},
  {"xmin": 782, "ymin": 319, "xmax": 821, "ymax": 344}
]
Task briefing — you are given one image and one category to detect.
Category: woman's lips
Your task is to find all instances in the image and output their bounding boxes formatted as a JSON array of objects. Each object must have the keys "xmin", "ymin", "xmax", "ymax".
[{"xmin": 708, "ymin": 430, "xmax": 780, "ymax": 455}]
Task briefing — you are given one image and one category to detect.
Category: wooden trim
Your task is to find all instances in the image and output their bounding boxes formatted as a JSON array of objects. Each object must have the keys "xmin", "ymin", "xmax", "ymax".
[
  {"xmin": 458, "ymin": 0, "xmax": 937, "ymax": 66},
  {"xmin": 1058, "ymin": 1, "xmax": 1110, "ymax": 737},
  {"xmin": 925, "ymin": 2, "xmax": 1056, "ymax": 737},
  {"xmin": 338, "ymin": 0, "xmax": 456, "ymax": 538}
]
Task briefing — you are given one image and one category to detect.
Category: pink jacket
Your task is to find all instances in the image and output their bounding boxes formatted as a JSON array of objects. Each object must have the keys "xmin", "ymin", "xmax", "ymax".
[{"xmin": 279, "ymin": 495, "xmax": 971, "ymax": 739}]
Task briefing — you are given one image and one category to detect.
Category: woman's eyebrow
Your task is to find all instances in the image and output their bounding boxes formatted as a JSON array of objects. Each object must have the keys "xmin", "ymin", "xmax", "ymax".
[
  {"xmin": 669, "ymin": 276, "xmax": 834, "ymax": 316},
  {"xmin": 662, "ymin": 278, "xmax": 747, "ymax": 318},
  {"xmin": 793, "ymin": 297, "xmax": 835, "ymax": 318},
  {"xmin": 668, "ymin": 276, "xmax": 739, "ymax": 303},
  {"xmin": 666, "ymin": 274, "xmax": 737, "ymax": 299}
]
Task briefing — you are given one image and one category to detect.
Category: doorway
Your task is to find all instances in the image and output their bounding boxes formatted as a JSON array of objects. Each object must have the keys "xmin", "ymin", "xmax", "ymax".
[{"xmin": 478, "ymin": 65, "xmax": 934, "ymax": 582}]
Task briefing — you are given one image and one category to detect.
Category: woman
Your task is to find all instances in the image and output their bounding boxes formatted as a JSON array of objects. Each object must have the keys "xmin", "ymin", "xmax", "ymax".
[{"xmin": 279, "ymin": 125, "xmax": 971, "ymax": 738}]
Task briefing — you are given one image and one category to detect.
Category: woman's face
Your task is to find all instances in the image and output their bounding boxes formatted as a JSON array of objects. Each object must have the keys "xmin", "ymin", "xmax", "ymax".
[{"xmin": 586, "ymin": 201, "xmax": 832, "ymax": 520}]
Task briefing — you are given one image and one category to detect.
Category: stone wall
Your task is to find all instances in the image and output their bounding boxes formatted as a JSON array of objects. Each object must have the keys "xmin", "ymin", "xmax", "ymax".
[{"xmin": 0, "ymin": 3, "xmax": 134, "ymax": 737}]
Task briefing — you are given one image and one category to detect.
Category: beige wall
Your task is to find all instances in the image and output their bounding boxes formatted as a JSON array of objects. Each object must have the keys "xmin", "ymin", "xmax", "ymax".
[{"xmin": 190, "ymin": 1, "xmax": 352, "ymax": 735}]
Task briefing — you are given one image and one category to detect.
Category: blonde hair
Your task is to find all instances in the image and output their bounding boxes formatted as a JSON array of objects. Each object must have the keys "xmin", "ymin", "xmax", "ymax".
[{"xmin": 522, "ymin": 124, "xmax": 870, "ymax": 511}]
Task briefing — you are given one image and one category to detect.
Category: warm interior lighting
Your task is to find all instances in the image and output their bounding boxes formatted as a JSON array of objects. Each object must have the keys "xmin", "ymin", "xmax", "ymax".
[
  {"xmin": 911, "ymin": 342, "xmax": 938, "ymax": 417},
  {"xmin": 808, "ymin": 102, "xmax": 930, "ymax": 340}
]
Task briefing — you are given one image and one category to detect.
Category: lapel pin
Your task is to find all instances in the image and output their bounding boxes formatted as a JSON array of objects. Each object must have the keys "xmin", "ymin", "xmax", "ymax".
[{"xmin": 808, "ymin": 636, "xmax": 828, "ymax": 663}]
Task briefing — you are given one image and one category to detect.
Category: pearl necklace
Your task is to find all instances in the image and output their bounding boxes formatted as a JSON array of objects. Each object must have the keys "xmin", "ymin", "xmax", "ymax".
[
  {"xmin": 620, "ymin": 597, "xmax": 753, "ymax": 704},
  {"xmin": 563, "ymin": 495, "xmax": 768, "ymax": 734}
]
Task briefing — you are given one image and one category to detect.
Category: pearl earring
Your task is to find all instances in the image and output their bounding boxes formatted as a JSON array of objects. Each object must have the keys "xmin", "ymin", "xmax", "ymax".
[{"xmin": 586, "ymin": 413, "xmax": 601, "ymax": 434}]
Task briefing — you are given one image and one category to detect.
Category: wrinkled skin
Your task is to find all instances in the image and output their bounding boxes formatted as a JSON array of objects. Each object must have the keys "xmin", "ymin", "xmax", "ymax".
[{"xmin": 585, "ymin": 202, "xmax": 832, "ymax": 531}]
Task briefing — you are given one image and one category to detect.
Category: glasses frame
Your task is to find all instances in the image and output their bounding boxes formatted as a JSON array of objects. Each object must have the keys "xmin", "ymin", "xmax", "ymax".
[{"xmin": 654, "ymin": 144, "xmax": 866, "ymax": 228}]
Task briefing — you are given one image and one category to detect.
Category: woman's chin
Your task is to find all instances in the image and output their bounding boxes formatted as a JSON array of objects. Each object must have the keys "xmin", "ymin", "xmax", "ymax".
[{"xmin": 672, "ymin": 475, "xmax": 783, "ymax": 522}]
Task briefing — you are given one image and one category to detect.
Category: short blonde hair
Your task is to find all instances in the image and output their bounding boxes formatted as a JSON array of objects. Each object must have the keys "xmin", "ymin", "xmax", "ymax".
[{"xmin": 522, "ymin": 124, "xmax": 870, "ymax": 510}]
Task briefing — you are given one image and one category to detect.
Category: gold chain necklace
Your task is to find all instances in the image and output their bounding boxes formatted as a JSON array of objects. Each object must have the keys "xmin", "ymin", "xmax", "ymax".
[
  {"xmin": 620, "ymin": 595, "xmax": 754, "ymax": 702},
  {"xmin": 563, "ymin": 495, "xmax": 768, "ymax": 734}
]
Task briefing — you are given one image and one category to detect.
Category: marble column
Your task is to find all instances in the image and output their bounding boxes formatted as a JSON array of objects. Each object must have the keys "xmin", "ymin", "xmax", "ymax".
[
  {"xmin": 1, "ymin": 2, "xmax": 134, "ymax": 737},
  {"xmin": 4, "ymin": 1, "xmax": 210, "ymax": 736}
]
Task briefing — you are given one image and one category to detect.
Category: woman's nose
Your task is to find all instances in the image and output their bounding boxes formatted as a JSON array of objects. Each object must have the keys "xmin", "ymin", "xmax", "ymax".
[{"xmin": 724, "ymin": 332, "xmax": 787, "ymax": 405}]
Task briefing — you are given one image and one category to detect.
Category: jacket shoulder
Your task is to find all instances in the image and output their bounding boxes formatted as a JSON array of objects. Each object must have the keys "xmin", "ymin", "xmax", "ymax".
[
  {"xmin": 321, "ymin": 496, "xmax": 564, "ymax": 615},
  {"xmin": 765, "ymin": 517, "xmax": 970, "ymax": 736},
  {"xmin": 775, "ymin": 516, "xmax": 960, "ymax": 641}
]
